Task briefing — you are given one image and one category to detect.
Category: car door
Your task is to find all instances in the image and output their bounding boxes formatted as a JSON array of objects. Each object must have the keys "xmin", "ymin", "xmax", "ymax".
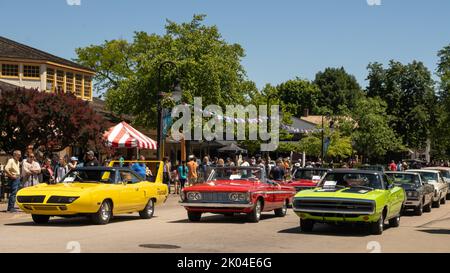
[
  {"xmin": 260, "ymin": 180, "xmax": 276, "ymax": 211},
  {"xmin": 384, "ymin": 175, "xmax": 403, "ymax": 218},
  {"xmin": 118, "ymin": 170, "xmax": 144, "ymax": 211}
]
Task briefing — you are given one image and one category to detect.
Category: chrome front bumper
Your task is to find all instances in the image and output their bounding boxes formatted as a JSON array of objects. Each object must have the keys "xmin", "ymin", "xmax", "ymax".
[
  {"xmin": 404, "ymin": 200, "xmax": 421, "ymax": 207},
  {"xmin": 179, "ymin": 202, "xmax": 254, "ymax": 208}
]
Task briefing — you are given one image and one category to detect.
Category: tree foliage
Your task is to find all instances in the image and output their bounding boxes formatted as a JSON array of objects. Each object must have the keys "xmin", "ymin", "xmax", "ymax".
[
  {"xmin": 75, "ymin": 14, "xmax": 256, "ymax": 128},
  {"xmin": 0, "ymin": 88, "xmax": 110, "ymax": 154},
  {"xmin": 314, "ymin": 67, "xmax": 364, "ymax": 114}
]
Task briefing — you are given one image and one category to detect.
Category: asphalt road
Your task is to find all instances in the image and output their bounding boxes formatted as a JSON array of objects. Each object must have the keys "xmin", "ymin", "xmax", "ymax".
[{"xmin": 1, "ymin": 196, "xmax": 450, "ymax": 253}]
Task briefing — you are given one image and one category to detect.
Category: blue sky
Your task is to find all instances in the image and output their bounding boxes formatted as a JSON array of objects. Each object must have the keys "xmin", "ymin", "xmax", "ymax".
[{"xmin": 1, "ymin": 0, "xmax": 449, "ymax": 91}]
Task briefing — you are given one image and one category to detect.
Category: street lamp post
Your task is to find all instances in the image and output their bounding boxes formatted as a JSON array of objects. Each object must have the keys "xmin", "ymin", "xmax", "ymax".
[{"xmin": 157, "ymin": 61, "xmax": 180, "ymax": 161}]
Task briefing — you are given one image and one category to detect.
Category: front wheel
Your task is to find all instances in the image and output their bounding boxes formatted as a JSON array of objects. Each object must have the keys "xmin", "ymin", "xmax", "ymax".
[
  {"xmin": 441, "ymin": 196, "xmax": 446, "ymax": 205},
  {"xmin": 433, "ymin": 196, "xmax": 441, "ymax": 208},
  {"xmin": 370, "ymin": 214, "xmax": 384, "ymax": 235},
  {"xmin": 300, "ymin": 219, "xmax": 314, "ymax": 232},
  {"xmin": 187, "ymin": 211, "xmax": 202, "ymax": 222},
  {"xmin": 274, "ymin": 202, "xmax": 287, "ymax": 217},
  {"xmin": 424, "ymin": 201, "xmax": 432, "ymax": 213},
  {"xmin": 91, "ymin": 200, "xmax": 112, "ymax": 225},
  {"xmin": 247, "ymin": 200, "xmax": 262, "ymax": 223},
  {"xmin": 389, "ymin": 214, "xmax": 400, "ymax": 228},
  {"xmin": 32, "ymin": 215, "xmax": 50, "ymax": 224},
  {"xmin": 139, "ymin": 199, "xmax": 155, "ymax": 219},
  {"xmin": 415, "ymin": 203, "xmax": 423, "ymax": 216}
]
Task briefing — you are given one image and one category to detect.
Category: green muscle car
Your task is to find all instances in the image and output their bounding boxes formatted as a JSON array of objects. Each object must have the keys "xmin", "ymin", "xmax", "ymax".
[{"xmin": 293, "ymin": 170, "xmax": 406, "ymax": 235}]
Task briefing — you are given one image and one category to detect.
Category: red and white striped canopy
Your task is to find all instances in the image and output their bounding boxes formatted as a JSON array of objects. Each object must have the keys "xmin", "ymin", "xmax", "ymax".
[{"xmin": 104, "ymin": 122, "xmax": 157, "ymax": 150}]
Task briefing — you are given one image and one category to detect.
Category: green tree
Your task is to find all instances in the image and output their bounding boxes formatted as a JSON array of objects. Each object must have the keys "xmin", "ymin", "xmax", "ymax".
[
  {"xmin": 75, "ymin": 14, "xmax": 256, "ymax": 128},
  {"xmin": 276, "ymin": 78, "xmax": 320, "ymax": 117},
  {"xmin": 366, "ymin": 60, "xmax": 437, "ymax": 150},
  {"xmin": 351, "ymin": 97, "xmax": 404, "ymax": 161},
  {"xmin": 314, "ymin": 67, "xmax": 364, "ymax": 114}
]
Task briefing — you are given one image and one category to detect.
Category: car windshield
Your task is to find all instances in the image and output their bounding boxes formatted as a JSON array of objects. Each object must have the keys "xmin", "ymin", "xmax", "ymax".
[
  {"xmin": 439, "ymin": 170, "xmax": 450, "ymax": 179},
  {"xmin": 62, "ymin": 170, "xmax": 116, "ymax": 184},
  {"xmin": 387, "ymin": 173, "xmax": 420, "ymax": 186},
  {"xmin": 319, "ymin": 173, "xmax": 382, "ymax": 189},
  {"xmin": 415, "ymin": 172, "xmax": 438, "ymax": 182},
  {"xmin": 208, "ymin": 167, "xmax": 263, "ymax": 181},
  {"xmin": 294, "ymin": 169, "xmax": 326, "ymax": 180}
]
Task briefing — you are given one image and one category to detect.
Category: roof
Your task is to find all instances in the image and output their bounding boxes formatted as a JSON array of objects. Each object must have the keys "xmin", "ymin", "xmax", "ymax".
[
  {"xmin": 423, "ymin": 167, "xmax": 450, "ymax": 171},
  {"xmin": 0, "ymin": 80, "xmax": 18, "ymax": 91},
  {"xmin": 300, "ymin": 115, "xmax": 355, "ymax": 126},
  {"xmin": 296, "ymin": 168, "xmax": 331, "ymax": 171},
  {"xmin": 407, "ymin": 169, "xmax": 440, "ymax": 173},
  {"xmin": 385, "ymin": 171, "xmax": 420, "ymax": 175},
  {"xmin": 0, "ymin": 36, "xmax": 94, "ymax": 73}
]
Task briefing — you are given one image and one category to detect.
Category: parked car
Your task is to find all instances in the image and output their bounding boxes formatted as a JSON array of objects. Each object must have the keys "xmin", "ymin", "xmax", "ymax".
[
  {"xmin": 293, "ymin": 170, "xmax": 406, "ymax": 235},
  {"xmin": 180, "ymin": 166, "xmax": 296, "ymax": 223},
  {"xmin": 406, "ymin": 169, "xmax": 448, "ymax": 208},
  {"xmin": 17, "ymin": 163, "xmax": 168, "ymax": 225},
  {"xmin": 423, "ymin": 167, "xmax": 450, "ymax": 199},
  {"xmin": 288, "ymin": 168, "xmax": 330, "ymax": 192},
  {"xmin": 386, "ymin": 171, "xmax": 434, "ymax": 215}
]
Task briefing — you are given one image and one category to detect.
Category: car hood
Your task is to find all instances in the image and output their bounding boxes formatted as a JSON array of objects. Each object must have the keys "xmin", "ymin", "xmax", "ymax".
[
  {"xmin": 295, "ymin": 187, "xmax": 385, "ymax": 201},
  {"xmin": 397, "ymin": 183, "xmax": 419, "ymax": 191},
  {"xmin": 18, "ymin": 183, "xmax": 105, "ymax": 195}
]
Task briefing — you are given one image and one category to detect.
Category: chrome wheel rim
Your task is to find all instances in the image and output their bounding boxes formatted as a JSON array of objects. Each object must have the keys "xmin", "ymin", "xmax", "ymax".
[
  {"xmin": 147, "ymin": 200, "xmax": 154, "ymax": 215},
  {"xmin": 255, "ymin": 202, "xmax": 261, "ymax": 220},
  {"xmin": 101, "ymin": 202, "xmax": 111, "ymax": 221},
  {"xmin": 282, "ymin": 203, "xmax": 287, "ymax": 214}
]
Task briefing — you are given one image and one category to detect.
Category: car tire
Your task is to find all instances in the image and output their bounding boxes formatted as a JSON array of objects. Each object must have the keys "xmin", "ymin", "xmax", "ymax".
[
  {"xmin": 32, "ymin": 215, "xmax": 50, "ymax": 224},
  {"xmin": 389, "ymin": 214, "xmax": 400, "ymax": 228},
  {"xmin": 300, "ymin": 219, "xmax": 314, "ymax": 232},
  {"xmin": 247, "ymin": 200, "xmax": 262, "ymax": 223},
  {"xmin": 446, "ymin": 193, "xmax": 450, "ymax": 200},
  {"xmin": 139, "ymin": 199, "xmax": 155, "ymax": 219},
  {"xmin": 441, "ymin": 196, "xmax": 446, "ymax": 205},
  {"xmin": 370, "ymin": 214, "xmax": 384, "ymax": 235},
  {"xmin": 424, "ymin": 201, "xmax": 432, "ymax": 212},
  {"xmin": 415, "ymin": 203, "xmax": 423, "ymax": 216},
  {"xmin": 91, "ymin": 200, "xmax": 112, "ymax": 225},
  {"xmin": 274, "ymin": 201, "xmax": 287, "ymax": 217},
  {"xmin": 433, "ymin": 196, "xmax": 441, "ymax": 208},
  {"xmin": 187, "ymin": 211, "xmax": 202, "ymax": 222}
]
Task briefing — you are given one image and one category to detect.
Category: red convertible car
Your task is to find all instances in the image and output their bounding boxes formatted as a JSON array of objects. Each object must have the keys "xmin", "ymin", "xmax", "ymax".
[
  {"xmin": 289, "ymin": 168, "xmax": 330, "ymax": 192},
  {"xmin": 180, "ymin": 166, "xmax": 296, "ymax": 223}
]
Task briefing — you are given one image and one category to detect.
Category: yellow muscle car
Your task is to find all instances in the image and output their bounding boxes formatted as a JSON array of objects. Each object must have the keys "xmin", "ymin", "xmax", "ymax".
[{"xmin": 16, "ymin": 161, "xmax": 168, "ymax": 225}]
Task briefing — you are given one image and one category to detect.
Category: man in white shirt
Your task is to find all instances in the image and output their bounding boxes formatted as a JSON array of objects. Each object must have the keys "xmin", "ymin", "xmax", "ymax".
[{"xmin": 4, "ymin": 150, "xmax": 22, "ymax": 212}]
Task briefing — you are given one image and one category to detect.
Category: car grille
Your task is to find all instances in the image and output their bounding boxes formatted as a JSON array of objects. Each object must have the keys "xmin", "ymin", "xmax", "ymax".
[
  {"xmin": 293, "ymin": 198, "xmax": 375, "ymax": 215},
  {"xmin": 198, "ymin": 192, "xmax": 231, "ymax": 202},
  {"xmin": 17, "ymin": 196, "xmax": 46, "ymax": 203}
]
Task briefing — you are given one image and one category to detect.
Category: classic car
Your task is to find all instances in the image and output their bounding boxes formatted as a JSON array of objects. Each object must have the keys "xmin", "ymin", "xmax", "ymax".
[
  {"xmin": 293, "ymin": 170, "xmax": 406, "ymax": 235},
  {"xmin": 289, "ymin": 168, "xmax": 330, "ymax": 192},
  {"xmin": 406, "ymin": 169, "xmax": 449, "ymax": 208},
  {"xmin": 423, "ymin": 167, "xmax": 450, "ymax": 199},
  {"xmin": 16, "ymin": 161, "xmax": 168, "ymax": 225},
  {"xmin": 386, "ymin": 171, "xmax": 434, "ymax": 215},
  {"xmin": 180, "ymin": 166, "xmax": 296, "ymax": 223}
]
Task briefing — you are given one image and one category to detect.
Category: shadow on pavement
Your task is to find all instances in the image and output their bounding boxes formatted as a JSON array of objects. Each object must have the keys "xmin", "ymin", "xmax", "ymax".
[
  {"xmin": 278, "ymin": 223, "xmax": 391, "ymax": 238},
  {"xmin": 418, "ymin": 229, "xmax": 450, "ymax": 235},
  {"xmin": 3, "ymin": 215, "xmax": 157, "ymax": 227},
  {"xmin": 169, "ymin": 213, "xmax": 278, "ymax": 224}
]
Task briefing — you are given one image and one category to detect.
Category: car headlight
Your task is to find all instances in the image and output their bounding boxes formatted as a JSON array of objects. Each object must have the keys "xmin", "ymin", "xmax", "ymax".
[
  {"xmin": 47, "ymin": 196, "xmax": 79, "ymax": 204},
  {"xmin": 186, "ymin": 192, "xmax": 202, "ymax": 201},
  {"xmin": 229, "ymin": 192, "xmax": 249, "ymax": 202}
]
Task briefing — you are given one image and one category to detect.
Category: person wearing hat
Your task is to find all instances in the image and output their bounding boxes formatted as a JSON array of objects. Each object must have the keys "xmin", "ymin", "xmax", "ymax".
[
  {"xmin": 68, "ymin": 157, "xmax": 79, "ymax": 171},
  {"xmin": 85, "ymin": 151, "xmax": 99, "ymax": 167}
]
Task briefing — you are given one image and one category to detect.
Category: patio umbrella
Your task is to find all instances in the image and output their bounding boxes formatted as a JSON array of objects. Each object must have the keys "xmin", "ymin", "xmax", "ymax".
[
  {"xmin": 218, "ymin": 143, "xmax": 247, "ymax": 154},
  {"xmin": 104, "ymin": 121, "xmax": 157, "ymax": 150}
]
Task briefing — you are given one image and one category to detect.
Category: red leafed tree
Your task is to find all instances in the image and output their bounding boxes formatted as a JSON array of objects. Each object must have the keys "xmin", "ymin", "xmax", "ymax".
[{"xmin": 0, "ymin": 87, "xmax": 111, "ymax": 154}]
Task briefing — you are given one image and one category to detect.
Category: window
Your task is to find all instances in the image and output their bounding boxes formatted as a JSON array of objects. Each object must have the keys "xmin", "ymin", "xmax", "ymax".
[
  {"xmin": 75, "ymin": 74, "xmax": 83, "ymax": 97},
  {"xmin": 84, "ymin": 75, "xmax": 92, "ymax": 99},
  {"xmin": 66, "ymin": 72, "xmax": 74, "ymax": 93},
  {"xmin": 56, "ymin": 70, "xmax": 65, "ymax": 92},
  {"xmin": 23, "ymin": 65, "xmax": 40, "ymax": 78},
  {"xmin": 1, "ymin": 64, "xmax": 19, "ymax": 77},
  {"xmin": 46, "ymin": 68, "xmax": 55, "ymax": 91}
]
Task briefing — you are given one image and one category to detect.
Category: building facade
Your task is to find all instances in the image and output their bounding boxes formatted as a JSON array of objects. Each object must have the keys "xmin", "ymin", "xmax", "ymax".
[{"xmin": 0, "ymin": 36, "xmax": 95, "ymax": 101}]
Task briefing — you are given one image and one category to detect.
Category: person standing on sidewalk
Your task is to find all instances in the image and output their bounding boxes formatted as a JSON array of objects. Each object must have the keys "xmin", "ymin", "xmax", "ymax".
[
  {"xmin": 4, "ymin": 150, "xmax": 22, "ymax": 213},
  {"xmin": 21, "ymin": 153, "xmax": 41, "ymax": 188},
  {"xmin": 187, "ymin": 156, "xmax": 198, "ymax": 186},
  {"xmin": 177, "ymin": 161, "xmax": 188, "ymax": 193}
]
